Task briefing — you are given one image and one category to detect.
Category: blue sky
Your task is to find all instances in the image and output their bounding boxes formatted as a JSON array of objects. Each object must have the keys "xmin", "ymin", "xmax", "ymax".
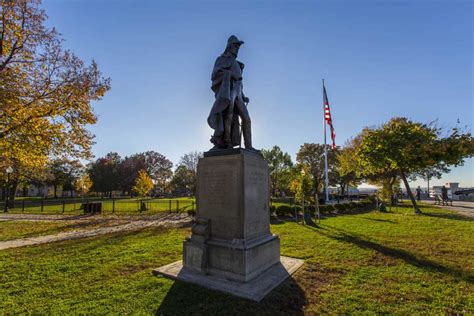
[{"xmin": 42, "ymin": 0, "xmax": 473, "ymax": 188}]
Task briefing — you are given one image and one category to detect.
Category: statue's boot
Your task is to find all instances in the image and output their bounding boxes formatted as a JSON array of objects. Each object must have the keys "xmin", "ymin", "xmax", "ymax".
[{"xmin": 243, "ymin": 122, "xmax": 257, "ymax": 151}]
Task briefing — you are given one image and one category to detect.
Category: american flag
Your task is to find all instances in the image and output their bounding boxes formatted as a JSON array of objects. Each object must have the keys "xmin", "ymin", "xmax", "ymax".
[{"xmin": 323, "ymin": 85, "xmax": 336, "ymax": 149}]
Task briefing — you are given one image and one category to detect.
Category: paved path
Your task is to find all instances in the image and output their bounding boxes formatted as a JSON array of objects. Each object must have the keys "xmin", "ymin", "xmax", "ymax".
[
  {"xmin": 428, "ymin": 200, "xmax": 474, "ymax": 218},
  {"xmin": 0, "ymin": 213, "xmax": 192, "ymax": 251},
  {"xmin": 0, "ymin": 212, "xmax": 183, "ymax": 222}
]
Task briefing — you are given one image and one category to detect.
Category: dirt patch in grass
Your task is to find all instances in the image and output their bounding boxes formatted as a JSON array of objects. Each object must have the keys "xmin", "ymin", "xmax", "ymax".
[
  {"xmin": 366, "ymin": 251, "xmax": 400, "ymax": 267},
  {"xmin": 291, "ymin": 262, "xmax": 346, "ymax": 309}
]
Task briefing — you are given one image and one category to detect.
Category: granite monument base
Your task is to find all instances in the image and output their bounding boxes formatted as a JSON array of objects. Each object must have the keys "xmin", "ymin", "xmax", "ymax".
[
  {"xmin": 152, "ymin": 256, "xmax": 304, "ymax": 301},
  {"xmin": 183, "ymin": 232, "xmax": 280, "ymax": 282},
  {"xmin": 153, "ymin": 149, "xmax": 304, "ymax": 300}
]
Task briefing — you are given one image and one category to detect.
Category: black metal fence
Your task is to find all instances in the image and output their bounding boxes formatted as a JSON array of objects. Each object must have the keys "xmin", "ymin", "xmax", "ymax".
[{"xmin": 0, "ymin": 198, "xmax": 196, "ymax": 215}]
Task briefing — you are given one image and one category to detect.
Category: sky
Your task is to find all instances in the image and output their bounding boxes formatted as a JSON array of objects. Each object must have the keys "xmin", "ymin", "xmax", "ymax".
[{"xmin": 42, "ymin": 0, "xmax": 473, "ymax": 188}]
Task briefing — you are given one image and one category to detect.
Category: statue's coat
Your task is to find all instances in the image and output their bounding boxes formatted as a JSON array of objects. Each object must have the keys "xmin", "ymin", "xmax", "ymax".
[{"xmin": 207, "ymin": 55, "xmax": 244, "ymax": 146}]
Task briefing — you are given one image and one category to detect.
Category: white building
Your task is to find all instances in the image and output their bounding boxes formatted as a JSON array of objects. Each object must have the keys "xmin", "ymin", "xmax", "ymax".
[{"xmin": 429, "ymin": 182, "xmax": 474, "ymax": 201}]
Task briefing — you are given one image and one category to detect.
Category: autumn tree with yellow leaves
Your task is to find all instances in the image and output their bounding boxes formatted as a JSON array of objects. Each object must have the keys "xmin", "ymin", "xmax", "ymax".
[
  {"xmin": 74, "ymin": 174, "xmax": 92, "ymax": 197},
  {"xmin": 132, "ymin": 170, "xmax": 154, "ymax": 197},
  {"xmin": 0, "ymin": 0, "xmax": 110, "ymax": 204}
]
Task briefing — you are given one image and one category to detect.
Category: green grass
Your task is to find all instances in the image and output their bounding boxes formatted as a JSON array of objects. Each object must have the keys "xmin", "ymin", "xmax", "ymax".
[
  {"xmin": 4, "ymin": 197, "xmax": 196, "ymax": 215},
  {"xmin": 0, "ymin": 203, "xmax": 473, "ymax": 314}
]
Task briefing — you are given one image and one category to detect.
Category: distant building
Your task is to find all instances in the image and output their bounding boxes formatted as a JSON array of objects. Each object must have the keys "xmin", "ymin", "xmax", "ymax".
[
  {"xmin": 430, "ymin": 182, "xmax": 474, "ymax": 201},
  {"xmin": 13, "ymin": 184, "xmax": 77, "ymax": 198},
  {"xmin": 25, "ymin": 185, "xmax": 57, "ymax": 197},
  {"xmin": 328, "ymin": 186, "xmax": 360, "ymax": 196}
]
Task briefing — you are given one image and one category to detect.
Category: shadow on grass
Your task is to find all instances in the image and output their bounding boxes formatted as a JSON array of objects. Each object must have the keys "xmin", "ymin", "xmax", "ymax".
[
  {"xmin": 16, "ymin": 219, "xmax": 113, "ymax": 239},
  {"xmin": 447, "ymin": 204, "xmax": 474, "ymax": 210},
  {"xmin": 156, "ymin": 276, "xmax": 307, "ymax": 315},
  {"xmin": 57, "ymin": 225, "xmax": 179, "ymax": 254},
  {"xmin": 421, "ymin": 212, "xmax": 473, "ymax": 222},
  {"xmin": 270, "ymin": 217, "xmax": 288, "ymax": 225},
  {"xmin": 358, "ymin": 217, "xmax": 398, "ymax": 224},
  {"xmin": 303, "ymin": 225, "xmax": 473, "ymax": 283}
]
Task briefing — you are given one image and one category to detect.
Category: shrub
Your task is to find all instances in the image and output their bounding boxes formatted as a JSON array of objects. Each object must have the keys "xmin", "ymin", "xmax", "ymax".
[
  {"xmin": 334, "ymin": 203, "xmax": 347, "ymax": 211},
  {"xmin": 360, "ymin": 199, "xmax": 375, "ymax": 208},
  {"xmin": 275, "ymin": 204, "xmax": 295, "ymax": 217},
  {"xmin": 366, "ymin": 195, "xmax": 376, "ymax": 202},
  {"xmin": 319, "ymin": 205, "xmax": 334, "ymax": 213},
  {"xmin": 348, "ymin": 202, "xmax": 359, "ymax": 210},
  {"xmin": 269, "ymin": 205, "xmax": 277, "ymax": 214}
]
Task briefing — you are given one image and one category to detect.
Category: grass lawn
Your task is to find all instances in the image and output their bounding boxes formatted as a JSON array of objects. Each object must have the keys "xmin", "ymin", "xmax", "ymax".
[
  {"xmin": 0, "ymin": 203, "xmax": 473, "ymax": 314},
  {"xmin": 4, "ymin": 197, "xmax": 196, "ymax": 215}
]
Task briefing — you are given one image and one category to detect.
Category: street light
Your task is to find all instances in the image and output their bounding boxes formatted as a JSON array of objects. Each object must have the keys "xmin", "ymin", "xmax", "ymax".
[
  {"xmin": 301, "ymin": 169, "xmax": 305, "ymax": 225},
  {"xmin": 4, "ymin": 166, "xmax": 13, "ymax": 213}
]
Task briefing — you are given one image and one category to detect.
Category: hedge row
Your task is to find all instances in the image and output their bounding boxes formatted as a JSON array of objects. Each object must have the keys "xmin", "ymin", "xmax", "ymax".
[{"xmin": 271, "ymin": 199, "xmax": 374, "ymax": 217}]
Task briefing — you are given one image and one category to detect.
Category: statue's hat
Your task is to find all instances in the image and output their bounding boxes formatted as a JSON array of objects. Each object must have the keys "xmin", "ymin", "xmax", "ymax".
[{"xmin": 227, "ymin": 35, "xmax": 244, "ymax": 46}]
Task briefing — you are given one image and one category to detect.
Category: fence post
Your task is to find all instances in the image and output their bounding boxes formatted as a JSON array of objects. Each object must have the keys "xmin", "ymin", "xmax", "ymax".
[
  {"xmin": 41, "ymin": 199, "xmax": 44, "ymax": 212},
  {"xmin": 22, "ymin": 200, "xmax": 25, "ymax": 212},
  {"xmin": 112, "ymin": 199, "xmax": 115, "ymax": 213},
  {"xmin": 62, "ymin": 200, "xmax": 65, "ymax": 213}
]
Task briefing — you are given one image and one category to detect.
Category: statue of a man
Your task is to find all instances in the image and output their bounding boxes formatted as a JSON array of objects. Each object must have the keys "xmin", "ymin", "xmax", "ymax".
[{"xmin": 207, "ymin": 35, "xmax": 255, "ymax": 151}]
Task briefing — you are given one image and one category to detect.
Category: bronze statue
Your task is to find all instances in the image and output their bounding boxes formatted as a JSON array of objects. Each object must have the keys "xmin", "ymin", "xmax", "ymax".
[{"xmin": 207, "ymin": 35, "xmax": 255, "ymax": 151}]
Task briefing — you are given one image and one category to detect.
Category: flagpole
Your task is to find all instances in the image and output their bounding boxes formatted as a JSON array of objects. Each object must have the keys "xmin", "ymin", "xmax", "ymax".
[{"xmin": 323, "ymin": 79, "xmax": 329, "ymax": 203}]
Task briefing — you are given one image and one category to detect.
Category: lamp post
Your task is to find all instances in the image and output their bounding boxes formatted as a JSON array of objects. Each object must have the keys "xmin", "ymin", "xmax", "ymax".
[
  {"xmin": 301, "ymin": 169, "xmax": 305, "ymax": 225},
  {"xmin": 4, "ymin": 166, "xmax": 13, "ymax": 213}
]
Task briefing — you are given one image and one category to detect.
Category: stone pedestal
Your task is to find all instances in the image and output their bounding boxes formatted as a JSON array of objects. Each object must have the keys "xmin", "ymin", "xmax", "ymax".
[
  {"xmin": 183, "ymin": 149, "xmax": 280, "ymax": 282},
  {"xmin": 153, "ymin": 148, "xmax": 303, "ymax": 301}
]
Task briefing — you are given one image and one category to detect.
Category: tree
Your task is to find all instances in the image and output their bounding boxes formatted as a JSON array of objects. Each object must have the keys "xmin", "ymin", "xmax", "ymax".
[
  {"xmin": 355, "ymin": 117, "xmax": 474, "ymax": 213},
  {"xmin": 173, "ymin": 151, "xmax": 202, "ymax": 195},
  {"xmin": 341, "ymin": 134, "xmax": 406, "ymax": 205},
  {"xmin": 141, "ymin": 151, "xmax": 174, "ymax": 188},
  {"xmin": 74, "ymin": 174, "xmax": 92, "ymax": 197},
  {"xmin": 289, "ymin": 164, "xmax": 313, "ymax": 204},
  {"xmin": 296, "ymin": 143, "xmax": 337, "ymax": 203},
  {"xmin": 334, "ymin": 146, "xmax": 361, "ymax": 197},
  {"xmin": 117, "ymin": 151, "xmax": 173, "ymax": 195},
  {"xmin": 0, "ymin": 0, "xmax": 110, "ymax": 204},
  {"xmin": 45, "ymin": 158, "xmax": 82, "ymax": 198},
  {"xmin": 88, "ymin": 152, "xmax": 121, "ymax": 196},
  {"xmin": 132, "ymin": 169, "xmax": 153, "ymax": 197},
  {"xmin": 169, "ymin": 165, "xmax": 194, "ymax": 196},
  {"xmin": 117, "ymin": 155, "xmax": 142, "ymax": 194},
  {"xmin": 261, "ymin": 146, "xmax": 293, "ymax": 197}
]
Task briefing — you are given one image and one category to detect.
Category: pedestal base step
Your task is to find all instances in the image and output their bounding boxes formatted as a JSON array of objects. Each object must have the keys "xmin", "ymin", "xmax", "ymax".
[{"xmin": 152, "ymin": 256, "xmax": 304, "ymax": 302}]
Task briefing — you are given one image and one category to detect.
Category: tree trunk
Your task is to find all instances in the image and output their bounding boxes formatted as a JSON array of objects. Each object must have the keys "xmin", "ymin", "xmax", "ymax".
[
  {"xmin": 54, "ymin": 185, "xmax": 57, "ymax": 198},
  {"xmin": 314, "ymin": 192, "xmax": 320, "ymax": 224},
  {"xmin": 388, "ymin": 178, "xmax": 395, "ymax": 206},
  {"xmin": 8, "ymin": 180, "xmax": 18, "ymax": 208},
  {"xmin": 400, "ymin": 169, "xmax": 421, "ymax": 214},
  {"xmin": 427, "ymin": 177, "xmax": 430, "ymax": 199},
  {"xmin": 272, "ymin": 178, "xmax": 277, "ymax": 197}
]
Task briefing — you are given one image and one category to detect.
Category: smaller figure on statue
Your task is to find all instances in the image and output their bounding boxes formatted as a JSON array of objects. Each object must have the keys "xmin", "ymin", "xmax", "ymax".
[{"xmin": 207, "ymin": 35, "xmax": 256, "ymax": 151}]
